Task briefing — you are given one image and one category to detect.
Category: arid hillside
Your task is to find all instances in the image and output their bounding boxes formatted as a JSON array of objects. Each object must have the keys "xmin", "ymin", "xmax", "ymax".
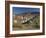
[{"xmin": 13, "ymin": 14, "xmax": 40, "ymax": 30}]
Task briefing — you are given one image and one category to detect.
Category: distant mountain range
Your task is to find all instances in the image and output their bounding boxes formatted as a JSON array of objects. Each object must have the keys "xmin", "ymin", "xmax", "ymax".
[{"xmin": 14, "ymin": 12, "xmax": 40, "ymax": 16}]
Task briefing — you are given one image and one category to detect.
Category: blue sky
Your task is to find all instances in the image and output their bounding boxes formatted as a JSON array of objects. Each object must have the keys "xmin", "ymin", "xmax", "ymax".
[{"xmin": 12, "ymin": 7, "xmax": 40, "ymax": 15}]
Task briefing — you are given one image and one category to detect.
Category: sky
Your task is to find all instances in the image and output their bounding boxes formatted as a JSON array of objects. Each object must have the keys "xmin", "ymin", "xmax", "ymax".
[{"xmin": 12, "ymin": 7, "xmax": 40, "ymax": 15}]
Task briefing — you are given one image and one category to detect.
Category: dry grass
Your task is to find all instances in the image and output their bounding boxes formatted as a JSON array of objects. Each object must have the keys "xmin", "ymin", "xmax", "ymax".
[{"xmin": 13, "ymin": 15, "xmax": 40, "ymax": 31}]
